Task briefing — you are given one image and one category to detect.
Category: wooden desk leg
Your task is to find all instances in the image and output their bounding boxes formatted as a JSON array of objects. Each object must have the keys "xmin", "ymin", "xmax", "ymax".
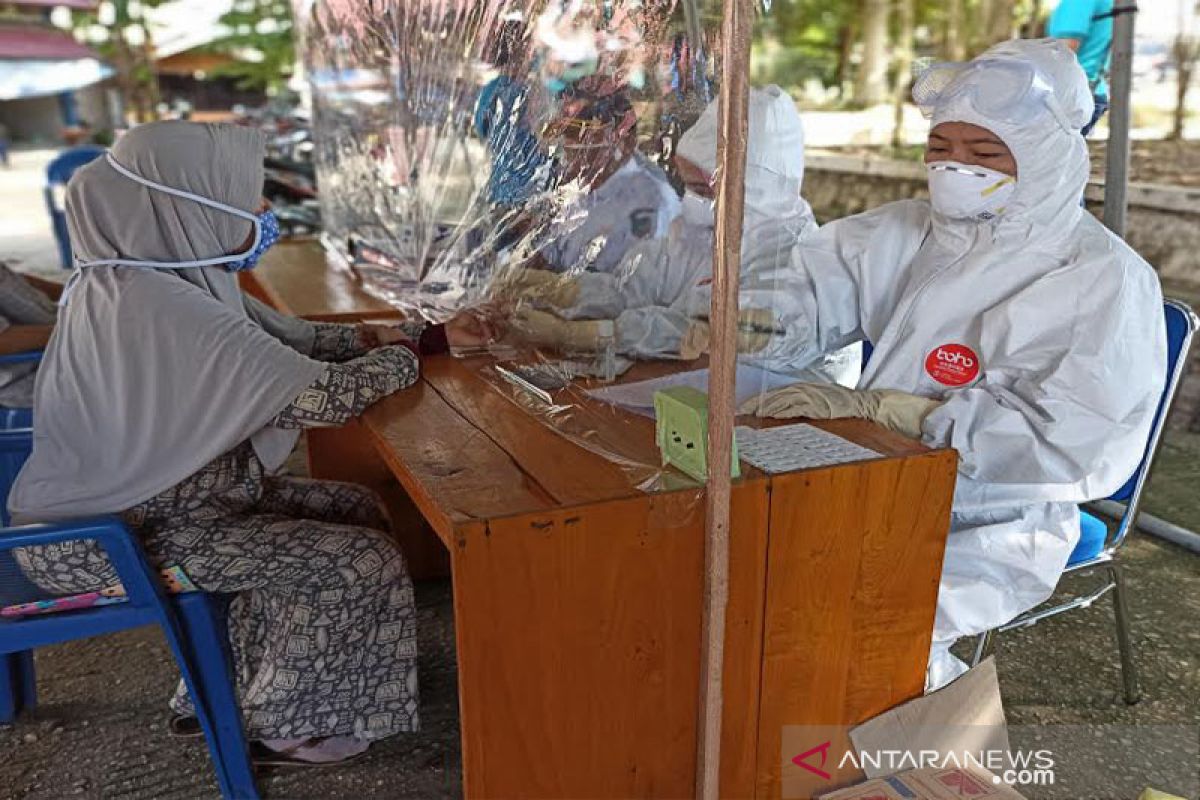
[
  {"xmin": 305, "ymin": 422, "xmax": 451, "ymax": 580},
  {"xmin": 760, "ymin": 452, "xmax": 957, "ymax": 800},
  {"xmin": 720, "ymin": 482, "xmax": 774, "ymax": 800},
  {"xmin": 450, "ymin": 493, "xmax": 708, "ymax": 799}
]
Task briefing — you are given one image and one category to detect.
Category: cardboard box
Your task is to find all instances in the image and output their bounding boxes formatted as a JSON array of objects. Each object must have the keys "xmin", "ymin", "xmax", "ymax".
[
  {"xmin": 818, "ymin": 767, "xmax": 1027, "ymax": 800},
  {"xmin": 850, "ymin": 658, "xmax": 1010, "ymax": 780}
]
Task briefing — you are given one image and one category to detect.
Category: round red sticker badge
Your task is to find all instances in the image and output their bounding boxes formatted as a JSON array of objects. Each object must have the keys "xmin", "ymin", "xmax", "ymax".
[{"xmin": 925, "ymin": 343, "xmax": 981, "ymax": 387}]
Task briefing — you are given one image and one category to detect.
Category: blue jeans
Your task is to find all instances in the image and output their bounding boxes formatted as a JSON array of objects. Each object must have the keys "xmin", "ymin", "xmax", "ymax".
[{"xmin": 1082, "ymin": 95, "xmax": 1109, "ymax": 137}]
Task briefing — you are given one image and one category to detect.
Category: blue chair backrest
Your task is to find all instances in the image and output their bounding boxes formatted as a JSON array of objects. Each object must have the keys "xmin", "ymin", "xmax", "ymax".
[
  {"xmin": 45, "ymin": 146, "xmax": 105, "ymax": 270},
  {"xmin": 0, "ymin": 409, "xmax": 33, "ymax": 430},
  {"xmin": 46, "ymin": 145, "xmax": 106, "ymax": 191},
  {"xmin": 0, "ymin": 429, "xmax": 31, "ymax": 526},
  {"xmin": 1108, "ymin": 300, "xmax": 1197, "ymax": 504},
  {"xmin": 0, "ymin": 351, "xmax": 40, "ymax": 431},
  {"xmin": 0, "ymin": 351, "xmax": 43, "ymax": 366},
  {"xmin": 0, "ymin": 429, "xmax": 44, "ymax": 605}
]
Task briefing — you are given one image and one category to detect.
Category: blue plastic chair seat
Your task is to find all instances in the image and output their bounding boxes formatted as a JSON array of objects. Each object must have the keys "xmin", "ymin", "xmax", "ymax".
[{"xmin": 1068, "ymin": 510, "xmax": 1109, "ymax": 566}]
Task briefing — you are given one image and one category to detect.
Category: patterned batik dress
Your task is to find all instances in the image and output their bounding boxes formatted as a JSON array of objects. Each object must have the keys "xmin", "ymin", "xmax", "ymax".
[{"xmin": 16, "ymin": 324, "xmax": 425, "ymax": 741}]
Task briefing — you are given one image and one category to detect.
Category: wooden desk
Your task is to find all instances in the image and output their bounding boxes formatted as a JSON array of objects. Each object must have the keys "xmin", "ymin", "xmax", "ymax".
[
  {"xmin": 307, "ymin": 356, "xmax": 958, "ymax": 799},
  {"xmin": 239, "ymin": 239, "xmax": 402, "ymax": 322}
]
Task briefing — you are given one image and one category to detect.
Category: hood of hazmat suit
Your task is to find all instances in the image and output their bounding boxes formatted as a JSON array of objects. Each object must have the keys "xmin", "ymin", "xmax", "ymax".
[
  {"xmin": 741, "ymin": 40, "xmax": 1167, "ymax": 686},
  {"xmin": 560, "ymin": 86, "xmax": 857, "ymax": 385}
]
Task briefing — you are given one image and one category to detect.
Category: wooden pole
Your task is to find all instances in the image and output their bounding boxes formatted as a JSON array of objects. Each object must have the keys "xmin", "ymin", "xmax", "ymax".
[
  {"xmin": 696, "ymin": 0, "xmax": 752, "ymax": 797},
  {"xmin": 1103, "ymin": 3, "xmax": 1138, "ymax": 237}
]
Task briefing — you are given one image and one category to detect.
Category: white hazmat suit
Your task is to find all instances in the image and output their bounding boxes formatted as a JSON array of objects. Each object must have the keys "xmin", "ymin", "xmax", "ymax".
[
  {"xmin": 542, "ymin": 151, "xmax": 680, "ymax": 274},
  {"xmin": 740, "ymin": 40, "xmax": 1167, "ymax": 687},
  {"xmin": 559, "ymin": 86, "xmax": 859, "ymax": 383}
]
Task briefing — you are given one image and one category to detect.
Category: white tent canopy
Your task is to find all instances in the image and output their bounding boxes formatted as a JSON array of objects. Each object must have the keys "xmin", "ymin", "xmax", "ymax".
[{"xmin": 0, "ymin": 57, "xmax": 113, "ymax": 101}]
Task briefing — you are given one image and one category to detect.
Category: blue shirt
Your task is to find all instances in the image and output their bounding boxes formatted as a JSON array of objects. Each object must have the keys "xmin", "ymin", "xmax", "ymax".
[
  {"xmin": 1047, "ymin": 0, "xmax": 1114, "ymax": 98},
  {"xmin": 473, "ymin": 76, "xmax": 554, "ymax": 206}
]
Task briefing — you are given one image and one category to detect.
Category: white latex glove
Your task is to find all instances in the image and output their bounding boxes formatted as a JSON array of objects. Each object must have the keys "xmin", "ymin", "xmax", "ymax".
[
  {"xmin": 492, "ymin": 268, "xmax": 580, "ymax": 308},
  {"xmin": 678, "ymin": 308, "xmax": 778, "ymax": 360},
  {"xmin": 738, "ymin": 383, "xmax": 944, "ymax": 440},
  {"xmin": 512, "ymin": 308, "xmax": 609, "ymax": 352}
]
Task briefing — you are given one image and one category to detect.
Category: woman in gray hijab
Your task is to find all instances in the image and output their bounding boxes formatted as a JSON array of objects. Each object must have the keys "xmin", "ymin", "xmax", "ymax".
[{"xmin": 7, "ymin": 121, "xmax": 493, "ymax": 765}]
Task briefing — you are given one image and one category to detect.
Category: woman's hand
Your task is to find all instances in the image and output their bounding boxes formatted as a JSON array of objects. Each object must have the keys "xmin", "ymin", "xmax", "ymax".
[
  {"xmin": 445, "ymin": 309, "xmax": 504, "ymax": 348},
  {"xmin": 357, "ymin": 323, "xmax": 411, "ymax": 349}
]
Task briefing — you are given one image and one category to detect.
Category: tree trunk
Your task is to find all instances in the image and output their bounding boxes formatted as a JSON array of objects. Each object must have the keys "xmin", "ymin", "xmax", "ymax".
[
  {"xmin": 109, "ymin": 0, "xmax": 160, "ymax": 123},
  {"xmin": 110, "ymin": 38, "xmax": 143, "ymax": 124},
  {"xmin": 972, "ymin": 0, "xmax": 995, "ymax": 54},
  {"xmin": 855, "ymin": 0, "xmax": 891, "ymax": 106},
  {"xmin": 987, "ymin": 0, "xmax": 1016, "ymax": 46},
  {"xmin": 943, "ymin": 0, "xmax": 967, "ymax": 61},
  {"xmin": 1172, "ymin": 37, "xmax": 1198, "ymax": 140},
  {"xmin": 835, "ymin": 20, "xmax": 857, "ymax": 92},
  {"xmin": 139, "ymin": 30, "xmax": 162, "ymax": 118},
  {"xmin": 1020, "ymin": 0, "xmax": 1045, "ymax": 38},
  {"xmin": 892, "ymin": 0, "xmax": 916, "ymax": 148}
]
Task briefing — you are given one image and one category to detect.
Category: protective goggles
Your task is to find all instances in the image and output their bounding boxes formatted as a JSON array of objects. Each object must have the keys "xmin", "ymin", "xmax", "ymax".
[
  {"xmin": 541, "ymin": 115, "xmax": 637, "ymax": 152},
  {"xmin": 912, "ymin": 58, "xmax": 1080, "ymax": 133},
  {"xmin": 541, "ymin": 116, "xmax": 615, "ymax": 139}
]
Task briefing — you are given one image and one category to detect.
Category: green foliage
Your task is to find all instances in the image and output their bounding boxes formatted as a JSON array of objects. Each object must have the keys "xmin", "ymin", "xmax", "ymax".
[
  {"xmin": 67, "ymin": 1, "xmax": 170, "ymax": 121},
  {"xmin": 747, "ymin": 0, "xmax": 852, "ymax": 97},
  {"xmin": 68, "ymin": 0, "xmax": 171, "ymax": 45},
  {"xmin": 208, "ymin": 0, "xmax": 295, "ymax": 92}
]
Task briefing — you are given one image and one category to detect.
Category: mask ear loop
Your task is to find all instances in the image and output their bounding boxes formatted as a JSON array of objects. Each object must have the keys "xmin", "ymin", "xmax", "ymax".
[
  {"xmin": 60, "ymin": 154, "xmax": 263, "ymax": 305},
  {"xmin": 81, "ymin": 154, "xmax": 263, "ymax": 268}
]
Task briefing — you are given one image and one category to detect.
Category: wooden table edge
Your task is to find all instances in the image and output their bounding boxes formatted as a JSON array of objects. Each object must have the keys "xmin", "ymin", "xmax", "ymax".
[
  {"xmin": 357, "ymin": 417, "xmax": 463, "ymax": 547},
  {"xmin": 244, "ymin": 243, "xmax": 405, "ymax": 322},
  {"xmin": 420, "ymin": 445, "xmax": 959, "ymax": 539}
]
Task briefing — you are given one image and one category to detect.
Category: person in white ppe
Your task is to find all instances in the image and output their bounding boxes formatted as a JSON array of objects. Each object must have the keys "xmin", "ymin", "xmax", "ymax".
[
  {"xmin": 734, "ymin": 39, "xmax": 1167, "ymax": 689},
  {"xmin": 533, "ymin": 81, "xmax": 679, "ymax": 275},
  {"xmin": 505, "ymin": 85, "xmax": 859, "ymax": 385}
]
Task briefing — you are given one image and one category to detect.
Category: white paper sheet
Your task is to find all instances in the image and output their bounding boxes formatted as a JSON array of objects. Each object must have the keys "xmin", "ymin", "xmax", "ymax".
[
  {"xmin": 586, "ymin": 365, "xmax": 800, "ymax": 417},
  {"xmin": 735, "ymin": 423, "xmax": 880, "ymax": 473}
]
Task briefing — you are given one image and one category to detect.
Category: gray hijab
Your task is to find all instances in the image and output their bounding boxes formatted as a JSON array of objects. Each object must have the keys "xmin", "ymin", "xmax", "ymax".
[{"xmin": 9, "ymin": 121, "xmax": 325, "ymax": 522}]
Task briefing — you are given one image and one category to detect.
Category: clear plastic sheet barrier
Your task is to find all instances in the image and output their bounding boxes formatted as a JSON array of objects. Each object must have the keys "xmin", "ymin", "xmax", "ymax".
[{"xmin": 298, "ymin": 0, "xmax": 862, "ymax": 488}]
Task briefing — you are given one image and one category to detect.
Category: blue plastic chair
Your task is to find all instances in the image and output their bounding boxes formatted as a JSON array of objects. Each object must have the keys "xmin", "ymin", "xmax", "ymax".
[
  {"xmin": 0, "ymin": 351, "xmax": 41, "ymax": 431},
  {"xmin": 44, "ymin": 146, "xmax": 106, "ymax": 270},
  {"xmin": 972, "ymin": 299, "xmax": 1199, "ymax": 704},
  {"xmin": 0, "ymin": 429, "xmax": 259, "ymax": 799}
]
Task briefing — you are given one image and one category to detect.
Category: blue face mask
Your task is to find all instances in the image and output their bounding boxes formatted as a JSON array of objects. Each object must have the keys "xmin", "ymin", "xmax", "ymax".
[{"xmin": 225, "ymin": 210, "xmax": 280, "ymax": 272}]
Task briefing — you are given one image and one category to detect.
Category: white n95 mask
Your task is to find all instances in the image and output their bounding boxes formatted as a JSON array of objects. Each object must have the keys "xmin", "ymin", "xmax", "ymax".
[
  {"xmin": 927, "ymin": 161, "xmax": 1017, "ymax": 222},
  {"xmin": 680, "ymin": 190, "xmax": 715, "ymax": 229}
]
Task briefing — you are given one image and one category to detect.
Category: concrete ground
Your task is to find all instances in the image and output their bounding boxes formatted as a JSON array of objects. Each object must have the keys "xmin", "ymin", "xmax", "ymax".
[
  {"xmin": 0, "ymin": 581, "xmax": 462, "ymax": 800},
  {"xmin": 0, "ymin": 522, "xmax": 1195, "ymax": 799},
  {"xmin": 1, "ymin": 143, "xmax": 1198, "ymax": 800},
  {"xmin": 0, "ymin": 148, "xmax": 64, "ymax": 277}
]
